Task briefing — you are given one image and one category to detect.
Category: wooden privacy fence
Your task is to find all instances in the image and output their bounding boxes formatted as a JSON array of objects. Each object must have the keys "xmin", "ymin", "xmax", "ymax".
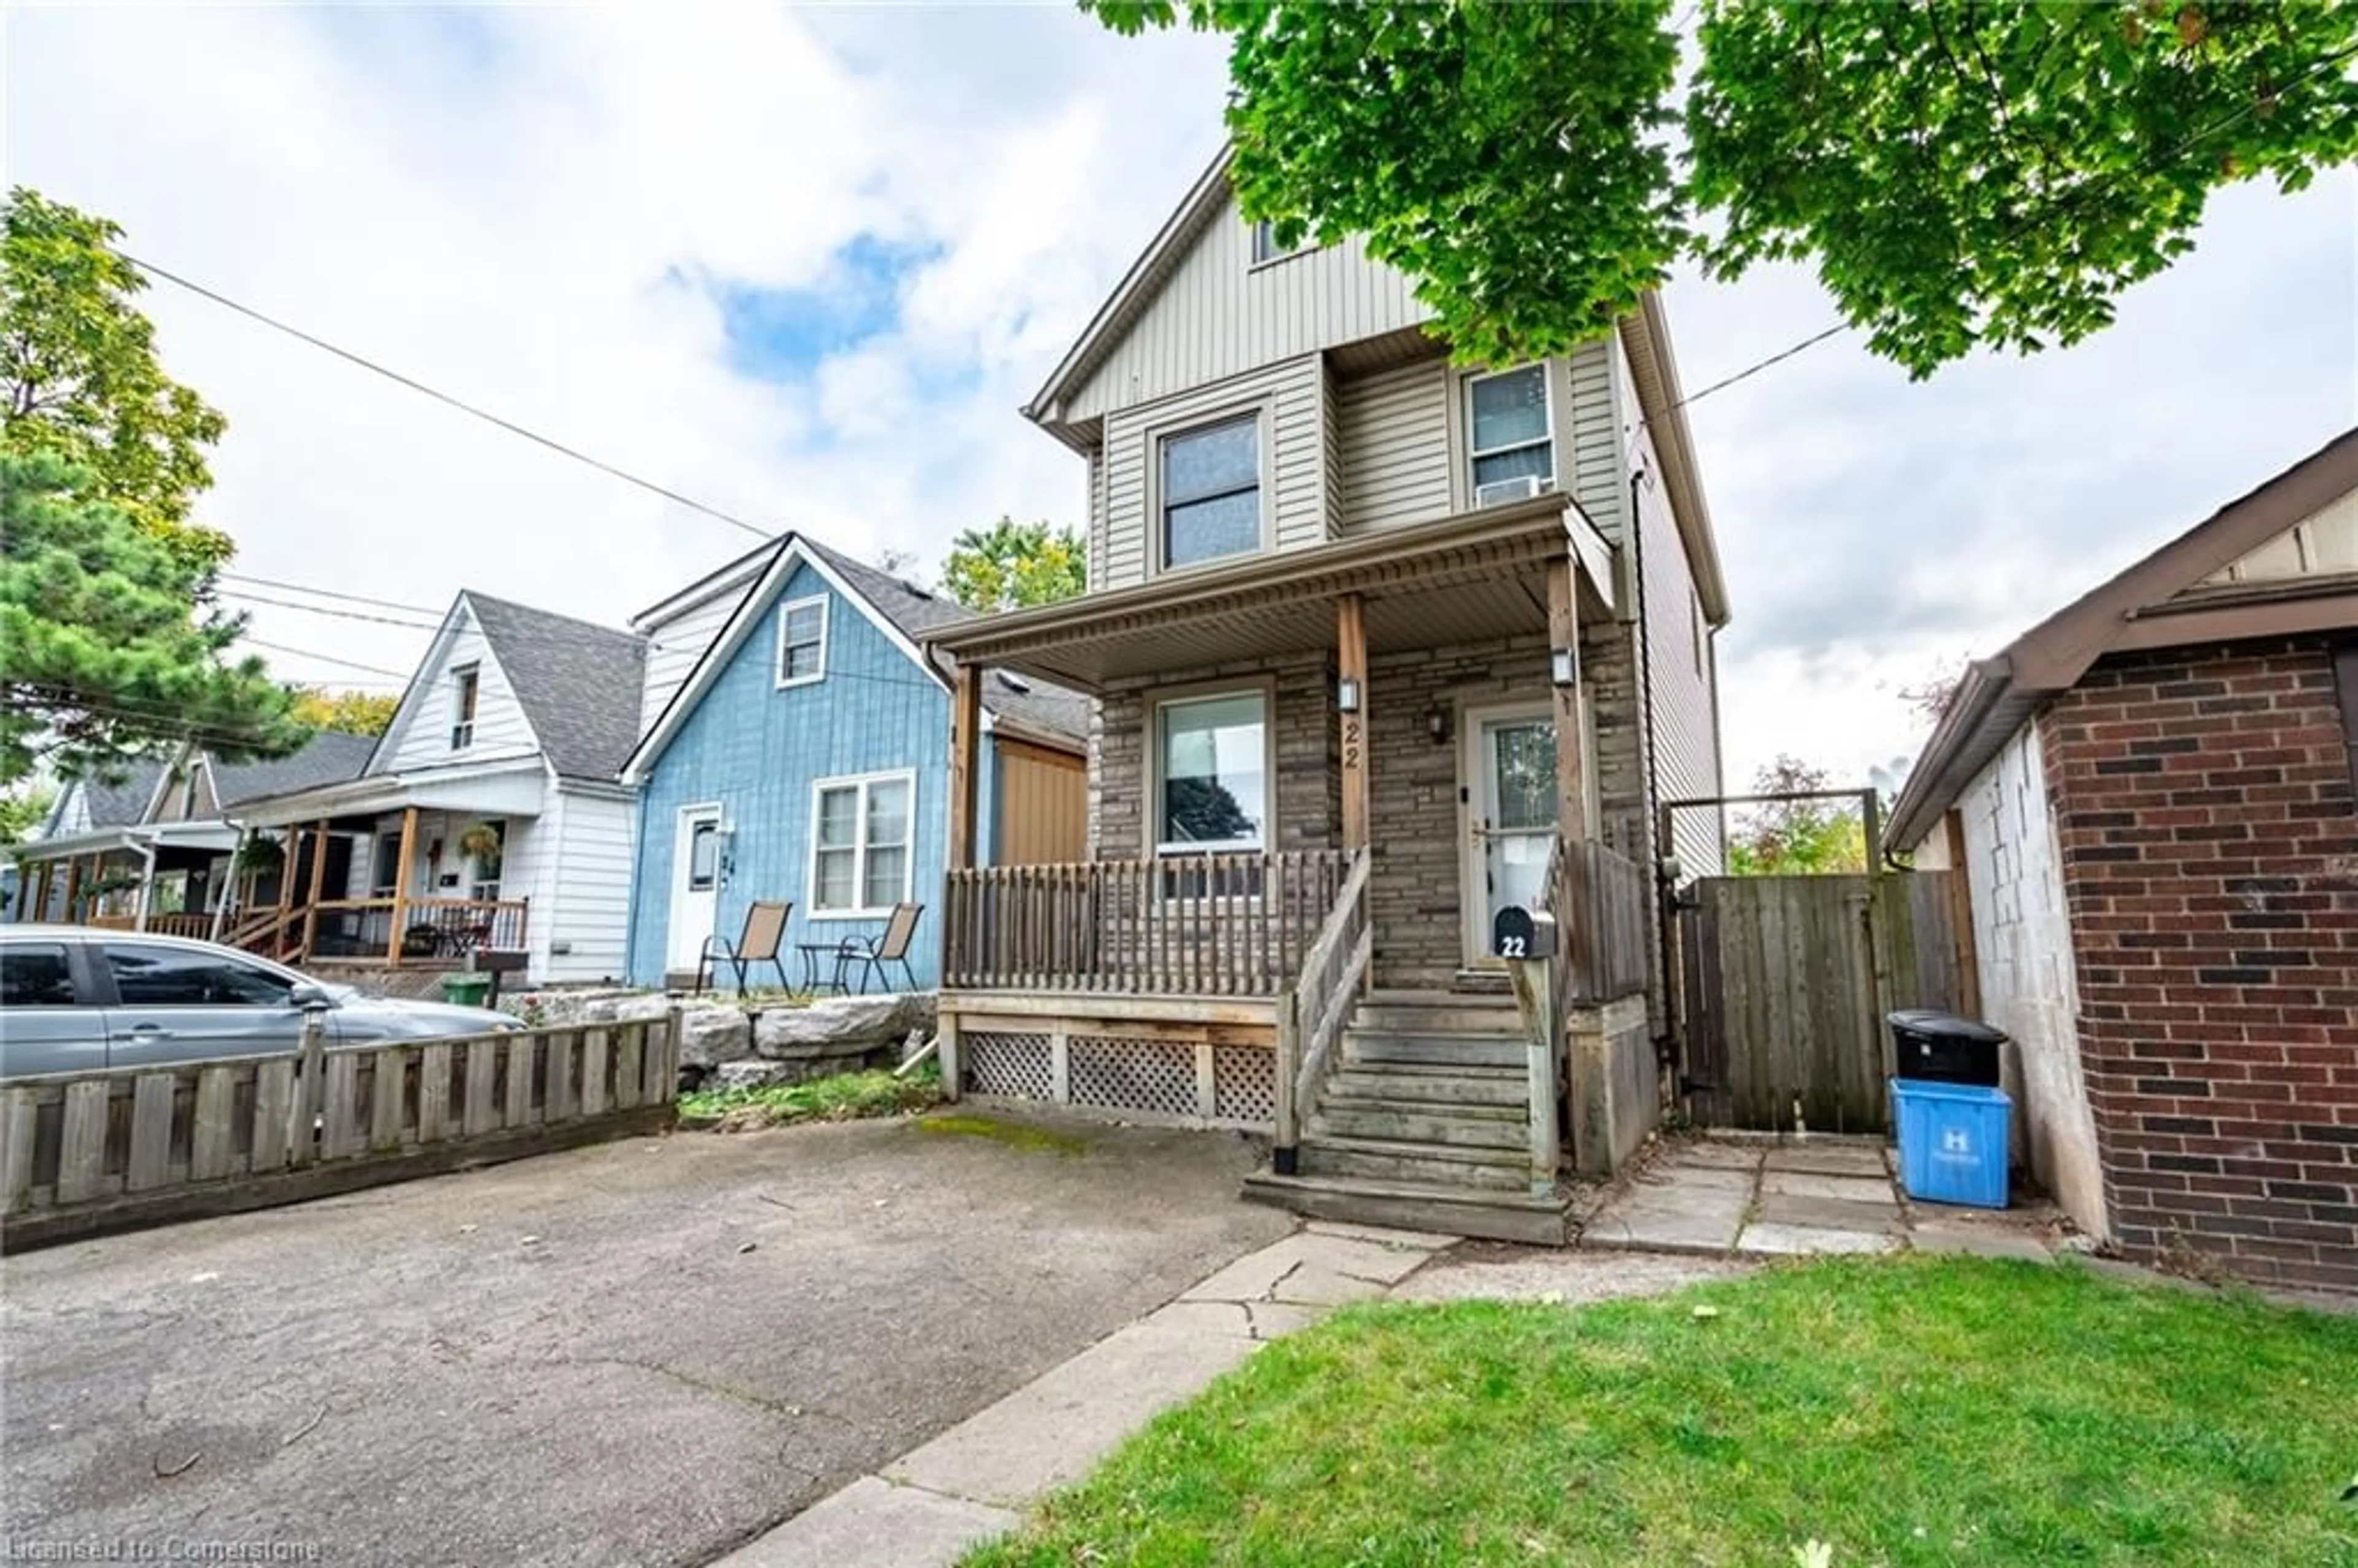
[
  {"xmin": 944, "ymin": 850, "xmax": 1350, "ymax": 996},
  {"xmin": 1676, "ymin": 872, "xmax": 1963, "ymax": 1135},
  {"xmin": 1546, "ymin": 838, "xmax": 1653, "ymax": 1003},
  {"xmin": 0, "ymin": 1010, "xmax": 678, "ymax": 1251}
]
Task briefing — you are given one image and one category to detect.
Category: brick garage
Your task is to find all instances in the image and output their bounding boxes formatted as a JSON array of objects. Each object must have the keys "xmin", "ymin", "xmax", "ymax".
[
  {"xmin": 1891, "ymin": 430, "xmax": 2358, "ymax": 1292},
  {"xmin": 2041, "ymin": 639, "xmax": 2357, "ymax": 1292}
]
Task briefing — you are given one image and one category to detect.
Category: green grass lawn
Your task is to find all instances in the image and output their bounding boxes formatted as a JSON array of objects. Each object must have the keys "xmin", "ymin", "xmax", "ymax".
[
  {"xmin": 677, "ymin": 1064, "xmax": 940, "ymax": 1128},
  {"xmin": 968, "ymin": 1256, "xmax": 2358, "ymax": 1567}
]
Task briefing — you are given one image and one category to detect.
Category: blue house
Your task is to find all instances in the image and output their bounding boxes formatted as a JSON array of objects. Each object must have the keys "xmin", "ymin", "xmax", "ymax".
[{"xmin": 620, "ymin": 537, "xmax": 1088, "ymax": 992}]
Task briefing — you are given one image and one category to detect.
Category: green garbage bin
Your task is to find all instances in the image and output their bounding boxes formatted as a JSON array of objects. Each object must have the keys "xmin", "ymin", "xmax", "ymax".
[{"xmin": 441, "ymin": 972, "xmax": 493, "ymax": 1008}]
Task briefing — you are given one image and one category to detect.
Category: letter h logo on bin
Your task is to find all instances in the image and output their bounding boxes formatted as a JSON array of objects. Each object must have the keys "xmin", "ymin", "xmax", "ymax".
[{"xmin": 1941, "ymin": 1126, "xmax": 1972, "ymax": 1157}]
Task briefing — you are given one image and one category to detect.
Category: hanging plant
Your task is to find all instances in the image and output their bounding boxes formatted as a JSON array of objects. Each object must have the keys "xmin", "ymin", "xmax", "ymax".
[
  {"xmin": 235, "ymin": 836, "xmax": 284, "ymax": 874},
  {"xmin": 458, "ymin": 821, "xmax": 504, "ymax": 877}
]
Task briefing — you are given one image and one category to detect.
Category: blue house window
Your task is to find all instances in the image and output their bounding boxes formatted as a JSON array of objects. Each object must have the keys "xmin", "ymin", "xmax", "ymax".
[
  {"xmin": 776, "ymin": 595, "xmax": 828, "ymax": 688},
  {"xmin": 809, "ymin": 770, "xmax": 914, "ymax": 918}
]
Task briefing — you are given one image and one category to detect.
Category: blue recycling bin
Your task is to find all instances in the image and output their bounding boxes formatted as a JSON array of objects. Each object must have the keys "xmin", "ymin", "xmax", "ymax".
[{"xmin": 1892, "ymin": 1078, "xmax": 2011, "ymax": 1209}]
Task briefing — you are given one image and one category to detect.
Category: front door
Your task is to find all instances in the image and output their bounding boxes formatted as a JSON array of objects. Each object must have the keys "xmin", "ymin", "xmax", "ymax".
[
  {"xmin": 1462, "ymin": 707, "xmax": 1557, "ymax": 967},
  {"xmin": 668, "ymin": 805, "xmax": 724, "ymax": 974}
]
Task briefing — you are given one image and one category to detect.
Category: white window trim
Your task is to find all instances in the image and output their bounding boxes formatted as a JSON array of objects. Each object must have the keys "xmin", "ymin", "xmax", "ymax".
[
  {"xmin": 774, "ymin": 594, "xmax": 830, "ymax": 689},
  {"xmin": 1148, "ymin": 685, "xmax": 1273, "ymax": 858},
  {"xmin": 1247, "ymin": 217, "xmax": 1310, "ymax": 270},
  {"xmin": 806, "ymin": 768, "xmax": 917, "ymax": 921},
  {"xmin": 1465, "ymin": 363, "xmax": 1557, "ymax": 492},
  {"xmin": 1151, "ymin": 409, "xmax": 1271, "ymax": 578},
  {"xmin": 449, "ymin": 663, "xmax": 480, "ymax": 751}
]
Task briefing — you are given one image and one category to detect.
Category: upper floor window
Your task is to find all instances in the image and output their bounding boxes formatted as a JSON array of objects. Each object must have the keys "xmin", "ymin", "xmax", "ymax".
[
  {"xmin": 449, "ymin": 664, "xmax": 480, "ymax": 750},
  {"xmin": 1161, "ymin": 415, "xmax": 1261, "ymax": 571},
  {"xmin": 1467, "ymin": 365, "xmax": 1554, "ymax": 502},
  {"xmin": 776, "ymin": 594, "xmax": 829, "ymax": 688}
]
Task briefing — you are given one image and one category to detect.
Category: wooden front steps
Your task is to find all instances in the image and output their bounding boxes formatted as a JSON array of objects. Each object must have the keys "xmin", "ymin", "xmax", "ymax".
[{"xmin": 1244, "ymin": 991, "xmax": 1575, "ymax": 1245}]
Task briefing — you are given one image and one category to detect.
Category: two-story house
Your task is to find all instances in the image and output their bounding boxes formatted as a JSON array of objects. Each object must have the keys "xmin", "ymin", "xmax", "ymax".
[{"xmin": 926, "ymin": 149, "xmax": 1730, "ymax": 1239}]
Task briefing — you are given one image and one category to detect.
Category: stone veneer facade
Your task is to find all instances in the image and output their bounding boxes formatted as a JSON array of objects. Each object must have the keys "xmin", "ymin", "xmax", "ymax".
[{"xmin": 1081, "ymin": 617, "xmax": 1656, "ymax": 996}]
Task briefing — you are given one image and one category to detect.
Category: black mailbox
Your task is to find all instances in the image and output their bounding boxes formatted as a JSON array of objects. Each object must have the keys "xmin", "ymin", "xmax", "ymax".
[{"xmin": 1492, "ymin": 906, "xmax": 1554, "ymax": 960}]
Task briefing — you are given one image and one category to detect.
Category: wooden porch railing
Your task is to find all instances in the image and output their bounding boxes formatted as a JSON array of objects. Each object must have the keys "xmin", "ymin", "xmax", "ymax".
[
  {"xmin": 301, "ymin": 897, "xmax": 529, "ymax": 964},
  {"xmin": 943, "ymin": 850, "xmax": 1350, "ymax": 996},
  {"xmin": 33, "ymin": 912, "xmax": 224, "ymax": 941},
  {"xmin": 1547, "ymin": 837, "xmax": 1652, "ymax": 1004},
  {"xmin": 1271, "ymin": 847, "xmax": 1371, "ymax": 1168}
]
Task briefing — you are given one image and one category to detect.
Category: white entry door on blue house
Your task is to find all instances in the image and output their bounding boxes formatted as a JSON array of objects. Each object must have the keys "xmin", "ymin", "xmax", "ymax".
[
  {"xmin": 669, "ymin": 803, "xmax": 724, "ymax": 974},
  {"xmin": 1462, "ymin": 705, "xmax": 1556, "ymax": 966}
]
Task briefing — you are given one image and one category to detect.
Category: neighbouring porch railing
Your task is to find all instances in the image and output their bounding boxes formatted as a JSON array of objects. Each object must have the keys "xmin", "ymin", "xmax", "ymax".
[
  {"xmin": 304, "ymin": 897, "xmax": 530, "ymax": 963},
  {"xmin": 1272, "ymin": 847, "xmax": 1371, "ymax": 1165},
  {"xmin": 44, "ymin": 912, "xmax": 216, "ymax": 941},
  {"xmin": 1547, "ymin": 837, "xmax": 1652, "ymax": 1004},
  {"xmin": 944, "ymin": 850, "xmax": 1350, "ymax": 996},
  {"xmin": 1, "ymin": 1011, "xmax": 677, "ymax": 1249}
]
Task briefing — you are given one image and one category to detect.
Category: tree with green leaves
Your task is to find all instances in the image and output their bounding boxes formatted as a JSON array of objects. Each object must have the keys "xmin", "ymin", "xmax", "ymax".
[
  {"xmin": 1, "ymin": 449, "xmax": 303, "ymax": 785},
  {"xmin": 0, "ymin": 783, "xmax": 55, "ymax": 850},
  {"xmin": 941, "ymin": 519, "xmax": 1088, "ymax": 613},
  {"xmin": 1083, "ymin": 2, "xmax": 2358, "ymax": 376},
  {"xmin": 290, "ymin": 687, "xmax": 399, "ymax": 737},
  {"xmin": 3, "ymin": 188, "xmax": 236, "ymax": 574},
  {"xmin": 1726, "ymin": 755, "xmax": 1871, "ymax": 876}
]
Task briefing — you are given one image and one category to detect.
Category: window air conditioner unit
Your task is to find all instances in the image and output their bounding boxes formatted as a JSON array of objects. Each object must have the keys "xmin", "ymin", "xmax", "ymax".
[{"xmin": 1474, "ymin": 474, "xmax": 1545, "ymax": 508}]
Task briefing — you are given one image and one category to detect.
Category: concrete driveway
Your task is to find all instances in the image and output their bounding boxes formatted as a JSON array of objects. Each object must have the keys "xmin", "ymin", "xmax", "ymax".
[{"xmin": 1, "ymin": 1112, "xmax": 1293, "ymax": 1567}]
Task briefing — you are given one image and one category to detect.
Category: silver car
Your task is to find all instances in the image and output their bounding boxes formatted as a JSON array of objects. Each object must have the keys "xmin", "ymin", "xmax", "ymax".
[{"xmin": 0, "ymin": 926, "xmax": 521, "ymax": 1079}]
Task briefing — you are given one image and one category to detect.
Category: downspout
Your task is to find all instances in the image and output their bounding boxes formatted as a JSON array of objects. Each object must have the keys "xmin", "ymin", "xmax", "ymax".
[
  {"xmin": 1630, "ymin": 465, "xmax": 1677, "ymax": 1072},
  {"xmin": 134, "ymin": 837, "xmax": 158, "ymax": 932},
  {"xmin": 211, "ymin": 821, "xmax": 247, "ymax": 944}
]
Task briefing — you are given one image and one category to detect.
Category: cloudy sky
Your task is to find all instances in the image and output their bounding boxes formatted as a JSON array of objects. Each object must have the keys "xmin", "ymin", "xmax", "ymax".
[{"xmin": 7, "ymin": 4, "xmax": 2353, "ymax": 795}]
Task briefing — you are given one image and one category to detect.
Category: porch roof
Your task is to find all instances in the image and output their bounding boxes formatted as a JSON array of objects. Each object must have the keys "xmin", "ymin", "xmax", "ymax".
[
  {"xmin": 228, "ymin": 756, "xmax": 549, "ymax": 828},
  {"xmin": 18, "ymin": 821, "xmax": 242, "ymax": 863},
  {"xmin": 924, "ymin": 494, "xmax": 1616, "ymax": 693}
]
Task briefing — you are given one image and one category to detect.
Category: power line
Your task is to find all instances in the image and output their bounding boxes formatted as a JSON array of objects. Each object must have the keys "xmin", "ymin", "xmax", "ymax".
[
  {"xmin": 1670, "ymin": 322, "xmax": 1850, "ymax": 413},
  {"xmin": 219, "ymin": 572, "xmax": 445, "ymax": 619},
  {"xmin": 114, "ymin": 248, "xmax": 774, "ymax": 542},
  {"xmin": 216, "ymin": 588, "xmax": 443, "ymax": 631}
]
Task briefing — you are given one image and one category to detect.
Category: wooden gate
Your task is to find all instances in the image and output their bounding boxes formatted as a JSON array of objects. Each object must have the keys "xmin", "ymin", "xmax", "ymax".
[{"xmin": 1675, "ymin": 872, "xmax": 1965, "ymax": 1134}]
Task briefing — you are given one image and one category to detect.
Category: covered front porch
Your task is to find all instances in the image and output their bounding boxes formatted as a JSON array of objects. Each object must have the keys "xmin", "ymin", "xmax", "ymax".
[
  {"xmin": 925, "ymin": 495, "xmax": 1654, "ymax": 1162},
  {"xmin": 224, "ymin": 761, "xmax": 540, "ymax": 970},
  {"xmin": 13, "ymin": 821, "xmax": 245, "ymax": 941}
]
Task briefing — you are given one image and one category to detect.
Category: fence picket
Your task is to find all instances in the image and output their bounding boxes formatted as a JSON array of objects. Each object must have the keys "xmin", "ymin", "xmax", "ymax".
[{"xmin": 127, "ymin": 1074, "xmax": 174, "ymax": 1192}]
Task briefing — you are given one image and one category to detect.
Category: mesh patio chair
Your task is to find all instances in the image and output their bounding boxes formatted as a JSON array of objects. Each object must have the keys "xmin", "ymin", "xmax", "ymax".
[
  {"xmin": 698, "ymin": 900, "xmax": 792, "ymax": 993},
  {"xmin": 838, "ymin": 902, "xmax": 923, "ymax": 995}
]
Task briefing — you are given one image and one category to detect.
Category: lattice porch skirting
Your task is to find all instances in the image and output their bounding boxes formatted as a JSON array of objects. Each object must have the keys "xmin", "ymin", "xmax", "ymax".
[{"xmin": 958, "ymin": 1027, "xmax": 1277, "ymax": 1131}]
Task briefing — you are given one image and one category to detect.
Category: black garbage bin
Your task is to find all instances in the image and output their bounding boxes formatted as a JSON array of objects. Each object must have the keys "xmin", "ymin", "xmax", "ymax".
[{"xmin": 1887, "ymin": 1009, "xmax": 2006, "ymax": 1087}]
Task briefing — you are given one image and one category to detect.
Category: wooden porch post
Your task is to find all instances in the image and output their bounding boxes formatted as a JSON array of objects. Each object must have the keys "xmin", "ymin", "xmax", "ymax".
[
  {"xmin": 133, "ymin": 840, "xmax": 158, "ymax": 932},
  {"xmin": 947, "ymin": 664, "xmax": 982, "ymax": 872},
  {"xmin": 1546, "ymin": 558, "xmax": 1590, "ymax": 841},
  {"xmin": 28, "ymin": 860, "xmax": 53, "ymax": 922},
  {"xmin": 61, "ymin": 856, "xmax": 85, "ymax": 925},
  {"xmin": 302, "ymin": 816, "xmax": 332, "ymax": 961},
  {"xmin": 385, "ymin": 807, "xmax": 419, "ymax": 963},
  {"xmin": 274, "ymin": 828, "xmax": 298, "ymax": 939},
  {"xmin": 1337, "ymin": 592, "xmax": 1370, "ymax": 853}
]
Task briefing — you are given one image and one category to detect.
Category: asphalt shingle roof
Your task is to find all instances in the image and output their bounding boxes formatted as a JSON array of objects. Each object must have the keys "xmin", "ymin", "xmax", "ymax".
[
  {"xmin": 213, "ymin": 731, "xmax": 377, "ymax": 807},
  {"xmin": 464, "ymin": 593, "xmax": 650, "ymax": 780},
  {"xmin": 73, "ymin": 763, "xmax": 166, "ymax": 831},
  {"xmin": 798, "ymin": 538, "xmax": 1091, "ymax": 744}
]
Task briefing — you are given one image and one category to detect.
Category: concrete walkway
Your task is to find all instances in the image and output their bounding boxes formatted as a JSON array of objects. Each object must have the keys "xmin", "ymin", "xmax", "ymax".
[
  {"xmin": 1581, "ymin": 1136, "xmax": 2056, "ymax": 1261},
  {"xmin": 713, "ymin": 1222, "xmax": 1459, "ymax": 1567}
]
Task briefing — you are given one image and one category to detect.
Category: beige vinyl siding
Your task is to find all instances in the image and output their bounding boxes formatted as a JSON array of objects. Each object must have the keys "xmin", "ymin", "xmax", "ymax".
[
  {"xmin": 1337, "ymin": 358, "xmax": 1452, "ymax": 535},
  {"xmin": 2202, "ymin": 485, "xmax": 2358, "ymax": 585},
  {"xmin": 1318, "ymin": 361, "xmax": 1343, "ymax": 540},
  {"xmin": 1066, "ymin": 191, "xmax": 1433, "ymax": 424},
  {"xmin": 1097, "ymin": 355, "xmax": 1328, "ymax": 591},
  {"xmin": 383, "ymin": 608, "xmax": 539, "ymax": 770},
  {"xmin": 639, "ymin": 584, "xmax": 749, "ymax": 737},
  {"xmin": 1567, "ymin": 338, "xmax": 1625, "ymax": 546},
  {"xmin": 1619, "ymin": 341, "xmax": 1723, "ymax": 877},
  {"xmin": 1085, "ymin": 447, "xmax": 1108, "ymax": 593}
]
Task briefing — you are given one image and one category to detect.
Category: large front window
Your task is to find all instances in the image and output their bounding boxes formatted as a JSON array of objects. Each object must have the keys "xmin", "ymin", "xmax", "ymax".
[
  {"xmin": 811, "ymin": 772, "xmax": 913, "ymax": 917},
  {"xmin": 1161, "ymin": 415, "xmax": 1261, "ymax": 570},
  {"xmin": 1467, "ymin": 365, "xmax": 1554, "ymax": 497},
  {"xmin": 1155, "ymin": 692, "xmax": 1267, "ymax": 854}
]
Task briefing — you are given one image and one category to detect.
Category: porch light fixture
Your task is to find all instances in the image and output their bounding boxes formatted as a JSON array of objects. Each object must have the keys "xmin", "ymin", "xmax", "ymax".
[
  {"xmin": 1425, "ymin": 705, "xmax": 1450, "ymax": 745},
  {"xmin": 1551, "ymin": 646, "xmax": 1579, "ymax": 688},
  {"xmin": 1336, "ymin": 675, "xmax": 1361, "ymax": 714}
]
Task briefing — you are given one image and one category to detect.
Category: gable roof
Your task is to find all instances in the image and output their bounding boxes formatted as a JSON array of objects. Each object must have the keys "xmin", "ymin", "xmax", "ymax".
[
  {"xmin": 1887, "ymin": 428, "xmax": 2358, "ymax": 850},
  {"xmin": 46, "ymin": 761, "xmax": 167, "ymax": 836},
  {"xmin": 461, "ymin": 593, "xmax": 648, "ymax": 781},
  {"xmin": 623, "ymin": 534, "xmax": 1088, "ymax": 781},
  {"xmin": 212, "ymin": 731, "xmax": 378, "ymax": 808}
]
